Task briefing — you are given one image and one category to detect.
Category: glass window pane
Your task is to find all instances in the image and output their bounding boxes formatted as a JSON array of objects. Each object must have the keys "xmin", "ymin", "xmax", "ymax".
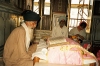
[
  {"xmin": 33, "ymin": 0, "xmax": 39, "ymax": 14},
  {"xmin": 70, "ymin": 8, "xmax": 78, "ymax": 18},
  {"xmin": 71, "ymin": 0, "xmax": 79, "ymax": 4},
  {"xmin": 44, "ymin": 7, "xmax": 50, "ymax": 15},
  {"xmin": 34, "ymin": 0, "xmax": 39, "ymax": 2},
  {"xmin": 83, "ymin": 9, "xmax": 88, "ymax": 19},
  {"xmin": 84, "ymin": 0, "xmax": 89, "ymax": 4},
  {"xmin": 45, "ymin": 0, "xmax": 50, "ymax": 3},
  {"xmin": 44, "ymin": 0, "xmax": 50, "ymax": 15},
  {"xmin": 71, "ymin": 0, "xmax": 89, "ymax": 4}
]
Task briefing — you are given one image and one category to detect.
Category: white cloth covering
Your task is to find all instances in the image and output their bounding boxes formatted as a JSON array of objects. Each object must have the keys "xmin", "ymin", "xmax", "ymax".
[
  {"xmin": 52, "ymin": 25, "xmax": 68, "ymax": 38},
  {"xmin": 32, "ymin": 39, "xmax": 48, "ymax": 60},
  {"xmin": 83, "ymin": 59, "xmax": 98, "ymax": 66}
]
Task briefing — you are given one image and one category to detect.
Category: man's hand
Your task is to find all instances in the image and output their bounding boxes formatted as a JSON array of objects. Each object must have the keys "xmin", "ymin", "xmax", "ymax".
[
  {"xmin": 75, "ymin": 34, "xmax": 80, "ymax": 37},
  {"xmin": 75, "ymin": 34, "xmax": 84, "ymax": 40}
]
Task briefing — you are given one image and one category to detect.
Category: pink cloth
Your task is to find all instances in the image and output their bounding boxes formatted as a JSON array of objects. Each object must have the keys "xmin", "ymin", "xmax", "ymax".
[
  {"xmin": 97, "ymin": 50, "xmax": 100, "ymax": 58},
  {"xmin": 83, "ymin": 44, "xmax": 88, "ymax": 49},
  {"xmin": 48, "ymin": 45, "xmax": 83, "ymax": 65},
  {"xmin": 66, "ymin": 38, "xmax": 79, "ymax": 45},
  {"xmin": 47, "ymin": 37, "xmax": 97, "ymax": 65}
]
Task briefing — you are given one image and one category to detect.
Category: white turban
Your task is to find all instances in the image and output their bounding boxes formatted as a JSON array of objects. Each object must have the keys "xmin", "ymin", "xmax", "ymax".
[{"xmin": 58, "ymin": 16, "xmax": 66, "ymax": 22}]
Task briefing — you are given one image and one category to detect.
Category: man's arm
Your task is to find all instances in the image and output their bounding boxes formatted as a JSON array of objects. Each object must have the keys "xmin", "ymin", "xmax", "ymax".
[
  {"xmin": 75, "ymin": 34, "xmax": 84, "ymax": 40},
  {"xmin": 28, "ymin": 44, "xmax": 37, "ymax": 56},
  {"xmin": 68, "ymin": 28, "xmax": 74, "ymax": 38}
]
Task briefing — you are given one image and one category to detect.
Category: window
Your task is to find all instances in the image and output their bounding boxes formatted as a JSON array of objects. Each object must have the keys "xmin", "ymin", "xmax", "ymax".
[
  {"xmin": 70, "ymin": 8, "xmax": 78, "ymax": 18},
  {"xmin": 33, "ymin": 0, "xmax": 39, "ymax": 14},
  {"xmin": 44, "ymin": 0, "xmax": 50, "ymax": 15},
  {"xmin": 71, "ymin": 0, "xmax": 89, "ymax": 4},
  {"xmin": 70, "ymin": 8, "xmax": 88, "ymax": 19},
  {"xmin": 69, "ymin": 0, "xmax": 90, "ymax": 32}
]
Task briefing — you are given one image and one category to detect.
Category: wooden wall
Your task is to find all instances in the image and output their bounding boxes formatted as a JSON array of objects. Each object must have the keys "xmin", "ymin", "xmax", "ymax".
[
  {"xmin": 0, "ymin": 0, "xmax": 22, "ymax": 56},
  {"xmin": 52, "ymin": 0, "xmax": 68, "ymax": 13},
  {"xmin": 90, "ymin": 0, "xmax": 100, "ymax": 56}
]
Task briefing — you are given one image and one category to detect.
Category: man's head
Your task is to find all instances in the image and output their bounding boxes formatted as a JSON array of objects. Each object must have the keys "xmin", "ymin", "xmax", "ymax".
[
  {"xmin": 58, "ymin": 16, "xmax": 66, "ymax": 28},
  {"xmin": 21, "ymin": 10, "xmax": 41, "ymax": 29},
  {"xmin": 78, "ymin": 21, "xmax": 87, "ymax": 30}
]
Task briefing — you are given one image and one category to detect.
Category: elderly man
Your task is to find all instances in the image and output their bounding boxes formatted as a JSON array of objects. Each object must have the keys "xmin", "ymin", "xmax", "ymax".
[
  {"xmin": 3, "ymin": 10, "xmax": 40, "ymax": 66},
  {"xmin": 52, "ymin": 16, "xmax": 68, "ymax": 38}
]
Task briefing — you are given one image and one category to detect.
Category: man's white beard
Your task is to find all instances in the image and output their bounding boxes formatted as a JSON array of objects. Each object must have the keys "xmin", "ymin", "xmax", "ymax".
[
  {"xmin": 27, "ymin": 27, "xmax": 34, "ymax": 41},
  {"xmin": 21, "ymin": 23, "xmax": 34, "ymax": 51}
]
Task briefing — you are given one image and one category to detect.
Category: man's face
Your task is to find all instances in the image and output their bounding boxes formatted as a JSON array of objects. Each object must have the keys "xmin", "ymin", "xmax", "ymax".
[
  {"xmin": 26, "ymin": 21, "xmax": 37, "ymax": 29},
  {"xmin": 59, "ymin": 20, "xmax": 65, "ymax": 27}
]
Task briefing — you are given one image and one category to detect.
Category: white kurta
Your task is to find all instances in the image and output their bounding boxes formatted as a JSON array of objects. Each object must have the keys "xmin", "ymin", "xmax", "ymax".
[
  {"xmin": 69, "ymin": 27, "xmax": 86, "ymax": 39},
  {"xmin": 52, "ymin": 25, "xmax": 68, "ymax": 38}
]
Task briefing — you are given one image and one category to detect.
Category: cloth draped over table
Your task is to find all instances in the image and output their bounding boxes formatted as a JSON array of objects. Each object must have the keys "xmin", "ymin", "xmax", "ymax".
[
  {"xmin": 32, "ymin": 37, "xmax": 99, "ymax": 66},
  {"xmin": 47, "ymin": 37, "xmax": 99, "ymax": 66}
]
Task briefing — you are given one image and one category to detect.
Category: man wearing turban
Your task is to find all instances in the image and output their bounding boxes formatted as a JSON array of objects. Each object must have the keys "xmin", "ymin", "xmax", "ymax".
[
  {"xmin": 3, "ymin": 10, "xmax": 41, "ymax": 66},
  {"xmin": 52, "ymin": 16, "xmax": 68, "ymax": 38}
]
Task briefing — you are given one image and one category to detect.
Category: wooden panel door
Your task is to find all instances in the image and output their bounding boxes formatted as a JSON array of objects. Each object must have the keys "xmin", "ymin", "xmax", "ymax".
[
  {"xmin": 90, "ymin": 16, "xmax": 100, "ymax": 56},
  {"xmin": 91, "ymin": 16, "xmax": 100, "ymax": 41},
  {"xmin": 0, "ymin": 17, "xmax": 5, "ymax": 46}
]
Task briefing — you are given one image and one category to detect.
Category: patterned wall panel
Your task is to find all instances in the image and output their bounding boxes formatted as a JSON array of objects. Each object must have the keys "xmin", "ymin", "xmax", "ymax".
[
  {"xmin": 0, "ymin": 2, "xmax": 21, "ymax": 43},
  {"xmin": 0, "ymin": 0, "xmax": 23, "ymax": 57},
  {"xmin": 0, "ymin": 16, "xmax": 5, "ymax": 46},
  {"xmin": 90, "ymin": 16, "xmax": 100, "ymax": 55},
  {"xmin": 0, "ymin": 12, "xmax": 18, "ymax": 46},
  {"xmin": 42, "ymin": 16, "xmax": 51, "ymax": 30},
  {"xmin": 5, "ymin": 19, "xmax": 11, "ymax": 41},
  {"xmin": 91, "ymin": 16, "xmax": 100, "ymax": 41},
  {"xmin": 52, "ymin": 0, "xmax": 68, "ymax": 13}
]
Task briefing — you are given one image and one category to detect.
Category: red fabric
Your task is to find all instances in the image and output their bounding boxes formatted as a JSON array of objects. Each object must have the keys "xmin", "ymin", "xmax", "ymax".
[
  {"xmin": 83, "ymin": 44, "xmax": 88, "ymax": 49},
  {"xmin": 97, "ymin": 50, "xmax": 100, "ymax": 58}
]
